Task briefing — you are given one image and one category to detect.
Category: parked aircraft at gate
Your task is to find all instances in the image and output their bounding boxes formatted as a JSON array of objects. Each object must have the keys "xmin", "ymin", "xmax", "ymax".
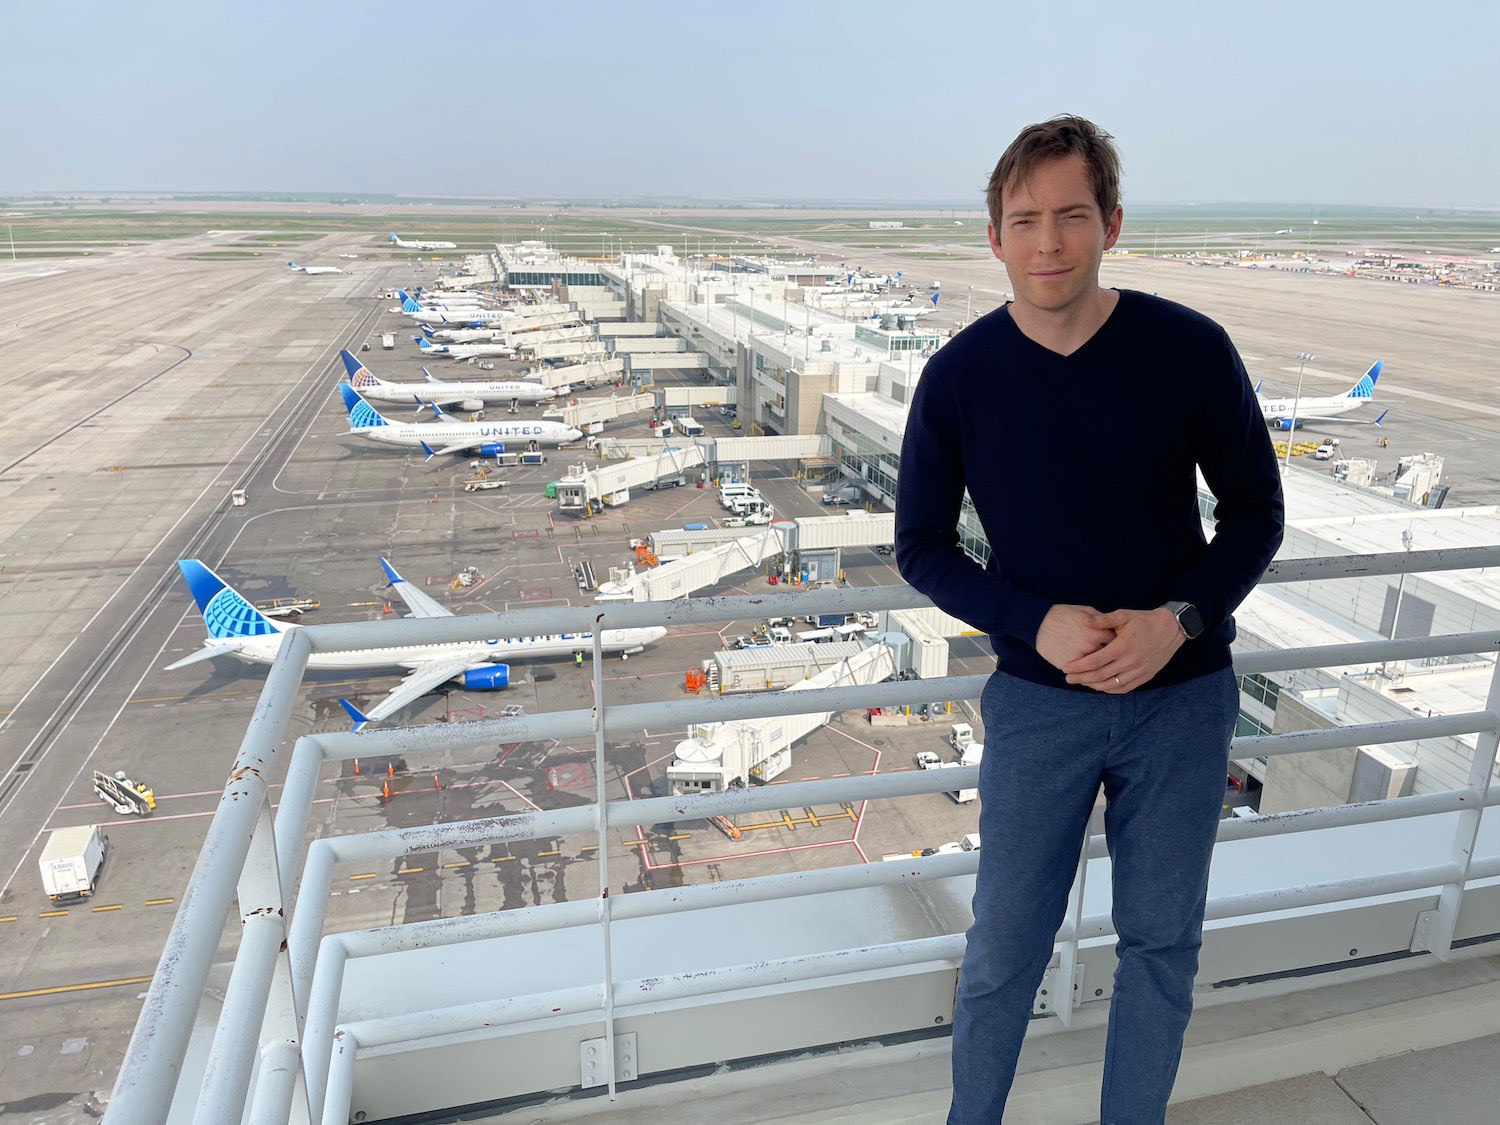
[
  {"xmin": 338, "ymin": 384, "xmax": 581, "ymax": 456},
  {"xmin": 1258, "ymin": 360, "xmax": 1389, "ymax": 429},
  {"xmin": 340, "ymin": 350, "xmax": 554, "ymax": 408},
  {"xmin": 166, "ymin": 559, "xmax": 663, "ymax": 729}
]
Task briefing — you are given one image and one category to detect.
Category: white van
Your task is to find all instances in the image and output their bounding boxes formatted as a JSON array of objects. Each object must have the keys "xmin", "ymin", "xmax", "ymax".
[{"xmin": 718, "ymin": 483, "xmax": 759, "ymax": 509}]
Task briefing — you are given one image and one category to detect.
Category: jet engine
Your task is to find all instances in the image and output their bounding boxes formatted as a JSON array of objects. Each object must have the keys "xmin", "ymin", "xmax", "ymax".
[
  {"xmin": 458, "ymin": 399, "xmax": 485, "ymax": 413},
  {"xmin": 461, "ymin": 664, "xmax": 510, "ymax": 690},
  {"xmin": 477, "ymin": 442, "xmax": 505, "ymax": 456}
]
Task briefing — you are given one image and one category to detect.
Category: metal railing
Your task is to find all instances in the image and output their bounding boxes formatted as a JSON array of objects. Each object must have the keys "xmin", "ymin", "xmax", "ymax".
[{"xmin": 105, "ymin": 546, "xmax": 1500, "ymax": 1124}]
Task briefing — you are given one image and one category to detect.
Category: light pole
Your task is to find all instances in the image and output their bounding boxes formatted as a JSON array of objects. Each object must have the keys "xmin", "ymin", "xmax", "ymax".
[
  {"xmin": 965, "ymin": 285, "xmax": 973, "ymax": 325},
  {"xmin": 1283, "ymin": 351, "xmax": 1315, "ymax": 471},
  {"xmin": 7, "ymin": 224, "xmax": 14, "ymax": 262}
]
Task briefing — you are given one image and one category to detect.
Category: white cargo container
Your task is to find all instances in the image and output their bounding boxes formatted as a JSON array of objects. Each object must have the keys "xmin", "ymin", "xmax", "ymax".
[
  {"xmin": 381, "ymin": 333, "xmax": 395, "ymax": 349},
  {"xmin": 39, "ymin": 825, "xmax": 109, "ymax": 902}
]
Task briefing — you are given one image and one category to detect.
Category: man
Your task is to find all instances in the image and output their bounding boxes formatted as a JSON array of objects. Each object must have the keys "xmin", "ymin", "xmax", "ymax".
[{"xmin": 894, "ymin": 116, "xmax": 1283, "ymax": 1124}]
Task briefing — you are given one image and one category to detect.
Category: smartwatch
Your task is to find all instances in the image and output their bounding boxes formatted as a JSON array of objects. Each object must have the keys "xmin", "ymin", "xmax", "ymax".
[{"xmin": 1163, "ymin": 600, "xmax": 1205, "ymax": 640}]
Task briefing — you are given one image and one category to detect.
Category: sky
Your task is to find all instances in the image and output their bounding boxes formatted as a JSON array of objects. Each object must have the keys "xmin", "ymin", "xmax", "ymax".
[{"xmin": 5, "ymin": 1, "xmax": 1497, "ymax": 209}]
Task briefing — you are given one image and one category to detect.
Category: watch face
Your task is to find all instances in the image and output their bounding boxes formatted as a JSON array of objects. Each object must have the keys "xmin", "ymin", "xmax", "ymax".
[{"xmin": 1180, "ymin": 605, "xmax": 1205, "ymax": 639}]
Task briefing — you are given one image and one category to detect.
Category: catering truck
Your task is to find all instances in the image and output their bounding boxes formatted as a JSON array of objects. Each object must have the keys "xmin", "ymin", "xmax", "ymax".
[{"xmin": 39, "ymin": 825, "xmax": 109, "ymax": 902}]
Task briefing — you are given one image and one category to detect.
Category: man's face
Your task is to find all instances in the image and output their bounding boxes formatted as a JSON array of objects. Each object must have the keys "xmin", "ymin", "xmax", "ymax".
[{"xmin": 987, "ymin": 153, "xmax": 1122, "ymax": 317}]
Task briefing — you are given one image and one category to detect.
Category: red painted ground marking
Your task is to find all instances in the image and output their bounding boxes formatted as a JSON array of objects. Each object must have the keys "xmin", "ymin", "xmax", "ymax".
[
  {"xmin": 546, "ymin": 763, "xmax": 588, "ymax": 790},
  {"xmin": 512, "ymin": 528, "xmax": 540, "ymax": 538},
  {"xmin": 517, "ymin": 587, "xmax": 554, "ymax": 600}
]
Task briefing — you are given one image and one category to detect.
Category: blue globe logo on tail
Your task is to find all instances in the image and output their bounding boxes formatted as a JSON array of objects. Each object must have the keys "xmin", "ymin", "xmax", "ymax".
[
  {"xmin": 178, "ymin": 560, "xmax": 278, "ymax": 638},
  {"xmin": 338, "ymin": 383, "xmax": 388, "ymax": 428},
  {"xmin": 1348, "ymin": 360, "xmax": 1381, "ymax": 399}
]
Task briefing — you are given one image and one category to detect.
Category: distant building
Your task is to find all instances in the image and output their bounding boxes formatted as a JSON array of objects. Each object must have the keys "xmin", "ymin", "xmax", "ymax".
[{"xmin": 867, "ymin": 220, "xmax": 904, "ymax": 229}]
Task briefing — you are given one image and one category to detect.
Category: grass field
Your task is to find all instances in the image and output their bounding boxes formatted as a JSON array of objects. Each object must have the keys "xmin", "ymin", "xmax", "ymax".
[{"xmin": 2, "ymin": 203, "xmax": 1495, "ymax": 259}]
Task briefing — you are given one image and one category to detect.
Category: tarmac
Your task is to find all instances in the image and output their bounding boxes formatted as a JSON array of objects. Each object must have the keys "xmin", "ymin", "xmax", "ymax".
[{"xmin": 0, "ymin": 217, "xmax": 1495, "ymax": 1116}]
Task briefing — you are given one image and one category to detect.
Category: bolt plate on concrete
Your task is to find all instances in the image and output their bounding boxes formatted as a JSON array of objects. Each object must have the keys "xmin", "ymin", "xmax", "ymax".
[{"xmin": 579, "ymin": 1031, "xmax": 637, "ymax": 1089}]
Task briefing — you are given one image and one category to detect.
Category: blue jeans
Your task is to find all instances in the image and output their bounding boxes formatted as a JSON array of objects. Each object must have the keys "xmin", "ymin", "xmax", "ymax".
[{"xmin": 948, "ymin": 667, "xmax": 1239, "ymax": 1125}]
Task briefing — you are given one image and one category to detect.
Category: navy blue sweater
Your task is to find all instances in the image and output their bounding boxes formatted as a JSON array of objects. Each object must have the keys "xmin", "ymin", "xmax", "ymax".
[{"xmin": 894, "ymin": 290, "xmax": 1284, "ymax": 691}]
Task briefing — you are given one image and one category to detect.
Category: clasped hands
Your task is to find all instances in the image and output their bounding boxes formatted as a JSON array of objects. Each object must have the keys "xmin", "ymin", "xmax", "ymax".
[{"xmin": 1035, "ymin": 604, "xmax": 1185, "ymax": 694}]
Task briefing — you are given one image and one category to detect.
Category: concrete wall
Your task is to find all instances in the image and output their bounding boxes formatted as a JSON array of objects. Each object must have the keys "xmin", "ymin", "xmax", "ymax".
[{"xmin": 1259, "ymin": 692, "xmax": 1346, "ymax": 813}]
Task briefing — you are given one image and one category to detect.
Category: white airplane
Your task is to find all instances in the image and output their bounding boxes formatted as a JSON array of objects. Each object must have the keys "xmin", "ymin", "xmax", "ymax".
[
  {"xmin": 417, "ymin": 337, "xmax": 517, "ymax": 361},
  {"xmin": 339, "ymin": 383, "xmax": 581, "ymax": 456},
  {"xmin": 288, "ymin": 261, "xmax": 344, "ymax": 275},
  {"xmin": 390, "ymin": 232, "xmax": 458, "ymax": 251},
  {"xmin": 166, "ymin": 558, "xmax": 665, "ymax": 730},
  {"xmin": 399, "ymin": 290, "xmax": 519, "ymax": 326},
  {"xmin": 340, "ymin": 350, "xmax": 553, "ymax": 409},
  {"xmin": 845, "ymin": 270, "xmax": 903, "ymax": 291},
  {"xmin": 1259, "ymin": 359, "xmax": 1390, "ymax": 429}
]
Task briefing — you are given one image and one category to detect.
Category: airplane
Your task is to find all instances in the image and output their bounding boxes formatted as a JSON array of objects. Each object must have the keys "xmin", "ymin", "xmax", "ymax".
[
  {"xmin": 339, "ymin": 253, "xmax": 359, "ymax": 260},
  {"xmin": 165, "ymin": 558, "xmax": 665, "ymax": 730},
  {"xmin": 417, "ymin": 337, "xmax": 517, "ymax": 361},
  {"xmin": 288, "ymin": 261, "xmax": 344, "ymax": 275},
  {"xmin": 1258, "ymin": 359, "xmax": 1389, "ymax": 429},
  {"xmin": 340, "ymin": 350, "xmax": 554, "ymax": 409},
  {"xmin": 390, "ymin": 232, "xmax": 458, "ymax": 251},
  {"xmin": 846, "ymin": 270, "xmax": 903, "ymax": 291},
  {"xmin": 338, "ymin": 383, "xmax": 582, "ymax": 456},
  {"xmin": 398, "ymin": 291, "xmax": 519, "ymax": 326},
  {"xmin": 1272, "ymin": 229, "xmax": 1293, "ymax": 235}
]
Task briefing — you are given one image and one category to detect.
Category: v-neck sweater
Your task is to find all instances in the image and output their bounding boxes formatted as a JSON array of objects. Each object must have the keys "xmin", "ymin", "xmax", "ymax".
[{"xmin": 894, "ymin": 289, "xmax": 1284, "ymax": 691}]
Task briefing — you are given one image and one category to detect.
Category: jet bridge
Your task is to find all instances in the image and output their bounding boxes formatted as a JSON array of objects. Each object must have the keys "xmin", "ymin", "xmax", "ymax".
[
  {"xmin": 667, "ymin": 641, "xmax": 896, "ymax": 792},
  {"xmin": 543, "ymin": 392, "xmax": 655, "ymax": 429},
  {"xmin": 532, "ymin": 357, "xmax": 625, "ymax": 391},
  {"xmin": 594, "ymin": 527, "xmax": 784, "ymax": 601},
  {"xmin": 529, "ymin": 341, "xmax": 609, "ymax": 362},
  {"xmin": 556, "ymin": 446, "xmax": 707, "ymax": 517}
]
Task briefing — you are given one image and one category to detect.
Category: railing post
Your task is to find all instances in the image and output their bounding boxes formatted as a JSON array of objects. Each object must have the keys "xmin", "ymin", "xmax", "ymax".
[
  {"xmin": 1411, "ymin": 655, "xmax": 1500, "ymax": 958},
  {"xmin": 591, "ymin": 618, "xmax": 619, "ymax": 1097}
]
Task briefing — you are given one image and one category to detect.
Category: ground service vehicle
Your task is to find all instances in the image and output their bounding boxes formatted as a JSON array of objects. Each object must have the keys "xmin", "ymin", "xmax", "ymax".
[{"xmin": 40, "ymin": 825, "xmax": 109, "ymax": 902}]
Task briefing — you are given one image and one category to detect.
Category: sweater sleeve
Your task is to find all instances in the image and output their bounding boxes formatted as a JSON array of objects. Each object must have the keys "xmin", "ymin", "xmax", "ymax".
[
  {"xmin": 1173, "ymin": 330, "xmax": 1285, "ymax": 630},
  {"xmin": 894, "ymin": 360, "xmax": 1054, "ymax": 645}
]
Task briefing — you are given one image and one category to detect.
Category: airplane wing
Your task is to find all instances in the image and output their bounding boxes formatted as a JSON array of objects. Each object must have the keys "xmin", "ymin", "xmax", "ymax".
[
  {"xmin": 340, "ymin": 656, "xmax": 478, "ymax": 728},
  {"xmin": 425, "ymin": 438, "xmax": 491, "ymax": 457},
  {"xmin": 379, "ymin": 556, "xmax": 454, "ymax": 618},
  {"xmin": 1296, "ymin": 408, "xmax": 1389, "ymax": 427}
]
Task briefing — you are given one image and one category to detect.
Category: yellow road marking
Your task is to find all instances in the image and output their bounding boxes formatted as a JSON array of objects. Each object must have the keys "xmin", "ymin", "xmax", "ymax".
[
  {"xmin": 0, "ymin": 975, "xmax": 154, "ymax": 1003},
  {"xmin": 145, "ymin": 898, "xmax": 174, "ymax": 906},
  {"xmin": 492, "ymin": 856, "xmax": 515, "ymax": 863},
  {"xmin": 397, "ymin": 867, "xmax": 423, "ymax": 874},
  {"xmin": 535, "ymin": 850, "xmax": 560, "ymax": 857},
  {"xmin": 442, "ymin": 861, "xmax": 470, "ymax": 869},
  {"xmin": 92, "ymin": 904, "xmax": 123, "ymax": 912},
  {"xmin": 349, "ymin": 873, "xmax": 377, "ymax": 880},
  {"xmin": 39, "ymin": 910, "xmax": 68, "ymax": 918},
  {"xmin": 0, "ymin": 916, "xmax": 17, "ymax": 924},
  {"xmin": 667, "ymin": 834, "xmax": 691, "ymax": 841},
  {"xmin": 580, "ymin": 844, "xmax": 599, "ymax": 852}
]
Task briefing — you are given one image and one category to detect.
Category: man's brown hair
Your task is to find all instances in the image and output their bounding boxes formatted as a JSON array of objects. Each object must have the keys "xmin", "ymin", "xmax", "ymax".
[{"xmin": 985, "ymin": 115, "xmax": 1121, "ymax": 236}]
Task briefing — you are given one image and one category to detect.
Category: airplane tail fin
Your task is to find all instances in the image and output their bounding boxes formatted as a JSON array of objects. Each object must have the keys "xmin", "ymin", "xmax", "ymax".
[
  {"xmin": 338, "ymin": 698, "xmax": 372, "ymax": 732},
  {"xmin": 1373, "ymin": 408, "xmax": 1389, "ymax": 428},
  {"xmin": 339, "ymin": 349, "xmax": 380, "ymax": 388},
  {"xmin": 288, "ymin": 262, "xmax": 301, "ymax": 271},
  {"xmin": 339, "ymin": 383, "xmax": 390, "ymax": 428},
  {"xmin": 421, "ymin": 367, "xmax": 437, "ymax": 383},
  {"xmin": 176, "ymin": 560, "xmax": 285, "ymax": 639},
  {"xmin": 1348, "ymin": 359, "xmax": 1382, "ymax": 399},
  {"xmin": 420, "ymin": 324, "xmax": 437, "ymax": 338}
]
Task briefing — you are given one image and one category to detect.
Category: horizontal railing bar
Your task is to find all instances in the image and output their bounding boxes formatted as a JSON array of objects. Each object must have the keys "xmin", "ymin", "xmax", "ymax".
[
  {"xmin": 338, "ymin": 850, "xmax": 978, "ymax": 959},
  {"xmin": 1258, "ymin": 545, "xmax": 1500, "ymax": 585},
  {"xmin": 1068, "ymin": 863, "xmax": 1465, "ymax": 940},
  {"xmin": 306, "ymin": 711, "xmax": 1499, "ymax": 868},
  {"xmin": 341, "ymin": 934, "xmax": 965, "ymax": 1052},
  {"xmin": 1234, "ymin": 631, "xmax": 1500, "ymax": 675},
  {"xmin": 314, "ymin": 675, "xmax": 991, "ymax": 759},
  {"xmin": 290, "ymin": 546, "xmax": 1500, "ymax": 655},
  {"xmin": 1236, "ymin": 711, "xmax": 1498, "ymax": 760},
  {"xmin": 310, "ymin": 634, "xmax": 1499, "ymax": 764}
]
